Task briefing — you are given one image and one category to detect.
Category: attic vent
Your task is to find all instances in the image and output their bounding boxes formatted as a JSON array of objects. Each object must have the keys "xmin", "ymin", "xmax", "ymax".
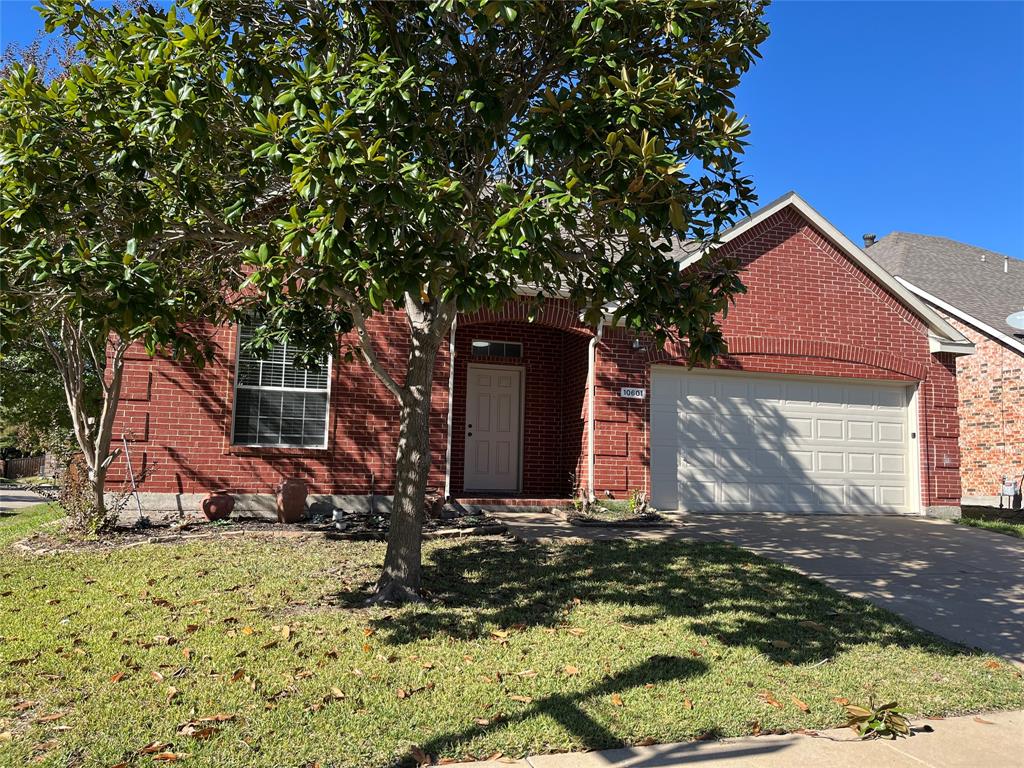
[{"xmin": 862, "ymin": 233, "xmax": 876, "ymax": 248}]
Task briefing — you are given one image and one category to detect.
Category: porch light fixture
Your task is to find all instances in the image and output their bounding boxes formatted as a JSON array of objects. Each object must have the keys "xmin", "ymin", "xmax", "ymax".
[{"xmin": 632, "ymin": 337, "xmax": 643, "ymax": 351}]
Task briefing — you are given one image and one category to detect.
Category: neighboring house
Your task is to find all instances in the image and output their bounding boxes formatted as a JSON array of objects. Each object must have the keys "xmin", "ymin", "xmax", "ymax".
[
  {"xmin": 108, "ymin": 192, "xmax": 975, "ymax": 518},
  {"xmin": 867, "ymin": 233, "xmax": 1024, "ymax": 506}
]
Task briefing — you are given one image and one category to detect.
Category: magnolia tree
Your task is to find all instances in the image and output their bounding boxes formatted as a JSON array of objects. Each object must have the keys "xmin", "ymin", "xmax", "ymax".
[
  {"xmin": 0, "ymin": 7, "xmax": 264, "ymax": 527},
  {"xmin": 18, "ymin": 0, "xmax": 768, "ymax": 597}
]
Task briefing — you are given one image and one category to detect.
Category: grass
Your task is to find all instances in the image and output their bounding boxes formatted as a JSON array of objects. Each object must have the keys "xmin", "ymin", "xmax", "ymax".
[
  {"xmin": 1, "ymin": 504, "xmax": 1022, "ymax": 767},
  {"xmin": 958, "ymin": 517, "xmax": 1024, "ymax": 539},
  {"xmin": 0, "ymin": 501, "xmax": 62, "ymax": 548}
]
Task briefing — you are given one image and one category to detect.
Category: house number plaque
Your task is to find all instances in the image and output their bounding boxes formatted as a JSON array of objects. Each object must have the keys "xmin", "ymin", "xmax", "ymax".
[{"xmin": 620, "ymin": 387, "xmax": 646, "ymax": 399}]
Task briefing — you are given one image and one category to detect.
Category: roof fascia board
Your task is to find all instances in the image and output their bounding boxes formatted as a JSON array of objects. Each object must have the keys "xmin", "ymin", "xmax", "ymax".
[
  {"xmin": 711, "ymin": 192, "xmax": 970, "ymax": 347},
  {"xmin": 896, "ymin": 276, "xmax": 1023, "ymax": 356}
]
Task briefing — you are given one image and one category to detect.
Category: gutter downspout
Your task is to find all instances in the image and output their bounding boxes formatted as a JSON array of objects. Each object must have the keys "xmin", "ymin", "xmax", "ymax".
[
  {"xmin": 586, "ymin": 319, "xmax": 605, "ymax": 502},
  {"xmin": 443, "ymin": 315, "xmax": 458, "ymax": 499}
]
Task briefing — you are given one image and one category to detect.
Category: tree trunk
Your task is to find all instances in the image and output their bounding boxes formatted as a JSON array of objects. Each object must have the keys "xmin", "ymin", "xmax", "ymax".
[
  {"xmin": 92, "ymin": 463, "xmax": 108, "ymax": 520},
  {"xmin": 370, "ymin": 295, "xmax": 455, "ymax": 604},
  {"xmin": 43, "ymin": 318, "xmax": 126, "ymax": 530}
]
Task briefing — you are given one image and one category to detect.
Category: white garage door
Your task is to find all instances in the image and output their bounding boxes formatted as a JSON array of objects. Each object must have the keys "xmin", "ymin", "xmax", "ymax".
[{"xmin": 650, "ymin": 368, "xmax": 915, "ymax": 514}]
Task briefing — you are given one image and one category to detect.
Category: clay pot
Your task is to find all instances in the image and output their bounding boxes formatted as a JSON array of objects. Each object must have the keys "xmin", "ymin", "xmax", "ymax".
[
  {"xmin": 202, "ymin": 490, "xmax": 235, "ymax": 521},
  {"xmin": 276, "ymin": 478, "xmax": 307, "ymax": 523}
]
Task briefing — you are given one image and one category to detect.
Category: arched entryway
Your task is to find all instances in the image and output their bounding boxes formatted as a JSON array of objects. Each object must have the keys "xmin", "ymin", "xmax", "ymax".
[{"xmin": 449, "ymin": 316, "xmax": 594, "ymax": 499}]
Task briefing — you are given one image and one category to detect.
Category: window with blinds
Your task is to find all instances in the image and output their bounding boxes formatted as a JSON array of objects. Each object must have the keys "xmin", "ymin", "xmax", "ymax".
[{"xmin": 231, "ymin": 321, "xmax": 330, "ymax": 448}]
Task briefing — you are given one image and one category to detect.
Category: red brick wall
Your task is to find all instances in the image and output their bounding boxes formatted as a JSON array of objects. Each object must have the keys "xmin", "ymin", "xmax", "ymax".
[
  {"xmin": 942, "ymin": 317, "xmax": 1024, "ymax": 500},
  {"xmin": 589, "ymin": 208, "xmax": 961, "ymax": 509},
  {"xmin": 110, "ymin": 207, "xmax": 963, "ymax": 512},
  {"xmin": 109, "ymin": 310, "xmax": 451, "ymax": 498}
]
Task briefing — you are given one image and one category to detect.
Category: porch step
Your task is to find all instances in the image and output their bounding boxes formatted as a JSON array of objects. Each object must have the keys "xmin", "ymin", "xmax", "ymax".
[{"xmin": 458, "ymin": 497, "xmax": 572, "ymax": 509}]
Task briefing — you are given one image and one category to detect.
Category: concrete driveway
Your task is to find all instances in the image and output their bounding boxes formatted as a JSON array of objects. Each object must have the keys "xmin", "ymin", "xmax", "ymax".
[
  {"xmin": 676, "ymin": 513, "xmax": 1024, "ymax": 665},
  {"xmin": 0, "ymin": 487, "xmax": 49, "ymax": 513},
  {"xmin": 495, "ymin": 509, "xmax": 1024, "ymax": 664}
]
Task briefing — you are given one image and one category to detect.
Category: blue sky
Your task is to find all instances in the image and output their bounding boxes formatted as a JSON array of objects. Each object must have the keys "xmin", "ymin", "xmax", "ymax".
[{"xmin": 2, "ymin": 0, "xmax": 1022, "ymax": 257}]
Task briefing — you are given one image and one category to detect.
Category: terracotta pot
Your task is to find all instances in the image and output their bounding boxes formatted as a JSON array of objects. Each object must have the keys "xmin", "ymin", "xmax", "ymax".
[
  {"xmin": 276, "ymin": 478, "xmax": 307, "ymax": 523},
  {"xmin": 202, "ymin": 490, "xmax": 235, "ymax": 521}
]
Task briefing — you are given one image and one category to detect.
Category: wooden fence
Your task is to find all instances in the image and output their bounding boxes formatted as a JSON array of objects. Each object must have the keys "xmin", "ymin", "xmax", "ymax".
[{"xmin": 2, "ymin": 455, "xmax": 47, "ymax": 480}]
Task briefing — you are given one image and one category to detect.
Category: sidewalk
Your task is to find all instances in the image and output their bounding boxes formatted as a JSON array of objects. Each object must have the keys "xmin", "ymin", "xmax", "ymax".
[
  {"xmin": 0, "ymin": 487, "xmax": 49, "ymax": 512},
  {"xmin": 446, "ymin": 710, "xmax": 1024, "ymax": 767}
]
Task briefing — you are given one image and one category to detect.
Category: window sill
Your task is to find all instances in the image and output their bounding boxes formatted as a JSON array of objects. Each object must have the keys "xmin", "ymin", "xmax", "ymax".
[{"xmin": 226, "ymin": 444, "xmax": 329, "ymax": 457}]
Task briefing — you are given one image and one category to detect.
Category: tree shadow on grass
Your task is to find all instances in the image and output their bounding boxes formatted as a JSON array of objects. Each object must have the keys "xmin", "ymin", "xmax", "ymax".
[
  {"xmin": 418, "ymin": 653, "xmax": 711, "ymax": 761},
  {"xmin": 337, "ymin": 538, "xmax": 973, "ymax": 665}
]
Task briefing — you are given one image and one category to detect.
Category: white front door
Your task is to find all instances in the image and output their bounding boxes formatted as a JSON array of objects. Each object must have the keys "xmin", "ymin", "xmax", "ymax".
[{"xmin": 464, "ymin": 365, "xmax": 522, "ymax": 492}]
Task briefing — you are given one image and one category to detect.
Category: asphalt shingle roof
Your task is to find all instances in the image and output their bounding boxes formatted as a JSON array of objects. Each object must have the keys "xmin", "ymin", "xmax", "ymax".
[{"xmin": 867, "ymin": 232, "xmax": 1024, "ymax": 339}]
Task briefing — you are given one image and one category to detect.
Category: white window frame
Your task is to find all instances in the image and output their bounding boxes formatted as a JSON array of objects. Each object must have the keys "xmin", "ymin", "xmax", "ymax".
[
  {"xmin": 469, "ymin": 339, "xmax": 523, "ymax": 359},
  {"xmin": 230, "ymin": 323, "xmax": 332, "ymax": 449}
]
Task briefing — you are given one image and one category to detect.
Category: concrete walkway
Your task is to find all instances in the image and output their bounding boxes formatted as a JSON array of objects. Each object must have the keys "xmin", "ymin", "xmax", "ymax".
[
  {"xmin": 0, "ymin": 487, "xmax": 49, "ymax": 513},
  {"xmin": 493, "ymin": 510, "xmax": 1024, "ymax": 664},
  {"xmin": 447, "ymin": 710, "xmax": 1024, "ymax": 767}
]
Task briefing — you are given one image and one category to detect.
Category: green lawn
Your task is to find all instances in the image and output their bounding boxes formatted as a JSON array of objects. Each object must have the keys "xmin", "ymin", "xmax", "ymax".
[
  {"xmin": 1, "ymin": 504, "xmax": 1022, "ymax": 767},
  {"xmin": 958, "ymin": 516, "xmax": 1024, "ymax": 539}
]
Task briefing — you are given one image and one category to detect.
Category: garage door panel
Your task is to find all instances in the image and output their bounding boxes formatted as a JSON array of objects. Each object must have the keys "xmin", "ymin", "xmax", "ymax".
[
  {"xmin": 847, "ymin": 420, "xmax": 875, "ymax": 441},
  {"xmin": 651, "ymin": 368, "xmax": 913, "ymax": 514},
  {"xmin": 878, "ymin": 422, "xmax": 905, "ymax": 443},
  {"xmin": 848, "ymin": 453, "xmax": 876, "ymax": 473},
  {"xmin": 879, "ymin": 454, "xmax": 906, "ymax": 474}
]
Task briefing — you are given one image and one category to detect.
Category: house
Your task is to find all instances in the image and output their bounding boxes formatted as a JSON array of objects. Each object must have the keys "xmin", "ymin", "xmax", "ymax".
[
  {"xmin": 867, "ymin": 233, "xmax": 1024, "ymax": 507},
  {"xmin": 108, "ymin": 192, "xmax": 975, "ymax": 518}
]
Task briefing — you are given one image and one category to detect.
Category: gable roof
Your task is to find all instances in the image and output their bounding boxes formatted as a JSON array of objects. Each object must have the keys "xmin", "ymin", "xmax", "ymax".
[
  {"xmin": 866, "ymin": 232, "xmax": 1024, "ymax": 351},
  {"xmin": 686, "ymin": 192, "xmax": 973, "ymax": 355}
]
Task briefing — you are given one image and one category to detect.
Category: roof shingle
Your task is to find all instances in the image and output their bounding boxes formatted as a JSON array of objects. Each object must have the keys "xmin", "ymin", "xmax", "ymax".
[{"xmin": 867, "ymin": 232, "xmax": 1024, "ymax": 338}]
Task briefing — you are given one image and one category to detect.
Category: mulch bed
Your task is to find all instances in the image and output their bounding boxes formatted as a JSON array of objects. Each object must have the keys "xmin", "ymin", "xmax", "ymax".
[{"xmin": 12, "ymin": 507, "xmax": 508, "ymax": 556}]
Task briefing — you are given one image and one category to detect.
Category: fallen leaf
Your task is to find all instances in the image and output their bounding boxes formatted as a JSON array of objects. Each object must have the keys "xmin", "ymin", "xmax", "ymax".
[
  {"xmin": 184, "ymin": 625, "xmax": 199, "ymax": 635},
  {"xmin": 32, "ymin": 712, "xmax": 65, "ymax": 723},
  {"xmin": 12, "ymin": 700, "xmax": 37, "ymax": 711},
  {"xmin": 329, "ymin": 687, "xmax": 346, "ymax": 700},
  {"xmin": 178, "ymin": 724, "xmax": 217, "ymax": 740},
  {"xmin": 138, "ymin": 741, "xmax": 170, "ymax": 754},
  {"xmin": 363, "ymin": 627, "xmax": 375, "ymax": 638},
  {"xmin": 361, "ymin": 643, "xmax": 372, "ymax": 654},
  {"xmin": 509, "ymin": 695, "xmax": 533, "ymax": 704},
  {"xmin": 610, "ymin": 694, "xmax": 624, "ymax": 707},
  {"xmin": 409, "ymin": 744, "xmax": 431, "ymax": 767},
  {"xmin": 682, "ymin": 698, "xmax": 694, "ymax": 710},
  {"xmin": 791, "ymin": 695, "xmax": 811, "ymax": 713},
  {"xmin": 757, "ymin": 691, "xmax": 783, "ymax": 709},
  {"xmin": 984, "ymin": 661, "xmax": 1002, "ymax": 670},
  {"xmin": 241, "ymin": 626, "xmax": 254, "ymax": 636},
  {"xmin": 473, "ymin": 718, "xmax": 492, "ymax": 726},
  {"xmin": 0, "ymin": 732, "xmax": 11, "ymax": 742},
  {"xmin": 110, "ymin": 671, "xmax": 126, "ymax": 683},
  {"xmin": 152, "ymin": 752, "xmax": 189, "ymax": 762},
  {"xmin": 974, "ymin": 716, "xmax": 996, "ymax": 724},
  {"xmin": 397, "ymin": 688, "xmax": 408, "ymax": 700},
  {"xmin": 150, "ymin": 671, "xmax": 165, "ymax": 682},
  {"xmin": 770, "ymin": 639, "xmax": 792, "ymax": 650},
  {"xmin": 166, "ymin": 686, "xmax": 179, "ymax": 703},
  {"xmin": 563, "ymin": 665, "xmax": 580, "ymax": 676},
  {"xmin": 195, "ymin": 713, "xmax": 234, "ymax": 722},
  {"xmin": 833, "ymin": 697, "xmax": 850, "ymax": 706},
  {"xmin": 635, "ymin": 736, "xmax": 657, "ymax": 746}
]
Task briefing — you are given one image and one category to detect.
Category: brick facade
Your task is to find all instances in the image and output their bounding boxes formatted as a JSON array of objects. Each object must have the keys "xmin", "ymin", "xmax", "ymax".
[
  {"xmin": 939, "ymin": 317, "xmax": 1024, "ymax": 503},
  {"xmin": 109, "ymin": 205, "xmax": 964, "ymax": 514}
]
